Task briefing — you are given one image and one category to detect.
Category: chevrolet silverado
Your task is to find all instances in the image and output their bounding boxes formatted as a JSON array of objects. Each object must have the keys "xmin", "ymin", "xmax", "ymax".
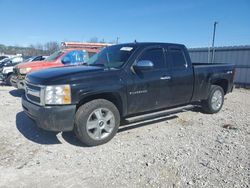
[{"xmin": 22, "ymin": 42, "xmax": 235, "ymax": 146}]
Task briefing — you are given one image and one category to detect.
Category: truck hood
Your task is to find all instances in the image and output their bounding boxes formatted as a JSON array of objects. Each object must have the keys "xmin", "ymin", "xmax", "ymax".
[
  {"xmin": 17, "ymin": 60, "xmax": 53, "ymax": 69},
  {"xmin": 26, "ymin": 65, "xmax": 106, "ymax": 85}
]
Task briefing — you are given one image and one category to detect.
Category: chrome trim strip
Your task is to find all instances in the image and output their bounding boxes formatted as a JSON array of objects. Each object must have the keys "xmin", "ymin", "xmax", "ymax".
[
  {"xmin": 26, "ymin": 88, "xmax": 40, "ymax": 97},
  {"xmin": 25, "ymin": 81, "xmax": 46, "ymax": 106}
]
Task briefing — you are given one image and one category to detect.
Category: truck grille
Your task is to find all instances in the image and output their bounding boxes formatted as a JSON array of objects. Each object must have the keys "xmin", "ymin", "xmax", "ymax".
[
  {"xmin": 26, "ymin": 82, "xmax": 41, "ymax": 91},
  {"xmin": 27, "ymin": 93, "xmax": 40, "ymax": 103},
  {"xmin": 25, "ymin": 81, "xmax": 44, "ymax": 105},
  {"xmin": 13, "ymin": 67, "xmax": 25, "ymax": 78}
]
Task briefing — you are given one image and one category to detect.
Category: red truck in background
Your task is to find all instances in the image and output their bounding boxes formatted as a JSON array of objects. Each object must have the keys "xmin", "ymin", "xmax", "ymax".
[{"xmin": 11, "ymin": 42, "xmax": 110, "ymax": 89}]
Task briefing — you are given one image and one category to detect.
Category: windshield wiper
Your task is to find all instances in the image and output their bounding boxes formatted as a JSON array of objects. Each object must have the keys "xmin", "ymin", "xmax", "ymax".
[{"xmin": 88, "ymin": 63, "xmax": 105, "ymax": 67}]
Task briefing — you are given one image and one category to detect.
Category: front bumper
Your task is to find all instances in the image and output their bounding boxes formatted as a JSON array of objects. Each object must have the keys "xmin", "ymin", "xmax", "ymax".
[
  {"xmin": 11, "ymin": 74, "xmax": 25, "ymax": 89},
  {"xmin": 22, "ymin": 95, "xmax": 76, "ymax": 132},
  {"xmin": 0, "ymin": 73, "xmax": 9, "ymax": 82}
]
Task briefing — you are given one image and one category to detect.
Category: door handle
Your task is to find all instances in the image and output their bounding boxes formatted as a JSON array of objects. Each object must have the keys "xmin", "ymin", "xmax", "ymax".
[{"xmin": 160, "ymin": 76, "xmax": 171, "ymax": 80}]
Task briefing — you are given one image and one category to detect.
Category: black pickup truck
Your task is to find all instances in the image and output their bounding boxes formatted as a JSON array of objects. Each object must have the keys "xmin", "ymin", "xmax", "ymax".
[{"xmin": 22, "ymin": 42, "xmax": 235, "ymax": 146}]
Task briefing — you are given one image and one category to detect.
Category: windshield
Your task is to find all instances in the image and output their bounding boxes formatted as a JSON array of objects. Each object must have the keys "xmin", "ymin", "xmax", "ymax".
[
  {"xmin": 2, "ymin": 58, "xmax": 10, "ymax": 63},
  {"xmin": 23, "ymin": 57, "xmax": 33, "ymax": 62},
  {"xmin": 0, "ymin": 59, "xmax": 11, "ymax": 68},
  {"xmin": 87, "ymin": 44, "xmax": 137, "ymax": 68},
  {"xmin": 45, "ymin": 50, "xmax": 64, "ymax": 61},
  {"xmin": 0, "ymin": 56, "xmax": 8, "ymax": 61}
]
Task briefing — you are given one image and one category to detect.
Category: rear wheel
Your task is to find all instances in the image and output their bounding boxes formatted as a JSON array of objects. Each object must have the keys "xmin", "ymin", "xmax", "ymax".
[
  {"xmin": 74, "ymin": 99, "xmax": 120, "ymax": 146},
  {"xmin": 201, "ymin": 85, "xmax": 224, "ymax": 114}
]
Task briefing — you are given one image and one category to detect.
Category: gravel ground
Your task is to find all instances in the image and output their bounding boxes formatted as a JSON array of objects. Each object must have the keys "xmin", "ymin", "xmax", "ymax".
[{"xmin": 0, "ymin": 86, "xmax": 249, "ymax": 188}]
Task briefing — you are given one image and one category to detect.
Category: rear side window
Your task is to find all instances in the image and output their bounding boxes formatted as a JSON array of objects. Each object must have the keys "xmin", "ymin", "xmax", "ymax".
[
  {"xmin": 169, "ymin": 48, "xmax": 187, "ymax": 69},
  {"xmin": 138, "ymin": 48, "xmax": 165, "ymax": 69}
]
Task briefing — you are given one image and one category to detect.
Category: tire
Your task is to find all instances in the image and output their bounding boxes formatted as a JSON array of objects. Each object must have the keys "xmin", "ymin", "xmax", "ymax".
[
  {"xmin": 201, "ymin": 85, "xmax": 224, "ymax": 114},
  {"xmin": 6, "ymin": 74, "xmax": 13, "ymax": 86},
  {"xmin": 74, "ymin": 99, "xmax": 120, "ymax": 146}
]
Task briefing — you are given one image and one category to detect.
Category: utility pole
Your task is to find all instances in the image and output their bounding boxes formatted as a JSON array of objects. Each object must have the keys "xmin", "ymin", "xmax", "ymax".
[
  {"xmin": 116, "ymin": 37, "xmax": 119, "ymax": 44},
  {"xmin": 211, "ymin": 21, "xmax": 218, "ymax": 63}
]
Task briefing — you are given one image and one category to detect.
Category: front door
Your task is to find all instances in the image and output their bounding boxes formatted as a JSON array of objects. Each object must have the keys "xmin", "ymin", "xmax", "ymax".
[{"xmin": 126, "ymin": 47, "xmax": 171, "ymax": 114}]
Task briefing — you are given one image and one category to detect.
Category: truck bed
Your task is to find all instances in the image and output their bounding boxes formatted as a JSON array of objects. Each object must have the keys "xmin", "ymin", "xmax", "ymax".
[
  {"xmin": 192, "ymin": 62, "xmax": 234, "ymax": 67},
  {"xmin": 191, "ymin": 62, "xmax": 235, "ymax": 102}
]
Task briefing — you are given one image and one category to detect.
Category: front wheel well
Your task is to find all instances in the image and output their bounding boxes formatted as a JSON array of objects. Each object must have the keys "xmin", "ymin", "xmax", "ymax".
[
  {"xmin": 7, "ymin": 72, "xmax": 13, "ymax": 77},
  {"xmin": 76, "ymin": 93, "xmax": 123, "ymax": 116},
  {"xmin": 211, "ymin": 79, "xmax": 228, "ymax": 94}
]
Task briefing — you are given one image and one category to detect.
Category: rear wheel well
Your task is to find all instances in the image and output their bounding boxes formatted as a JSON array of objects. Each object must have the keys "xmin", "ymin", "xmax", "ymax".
[
  {"xmin": 211, "ymin": 79, "xmax": 228, "ymax": 94},
  {"xmin": 76, "ymin": 93, "xmax": 123, "ymax": 116}
]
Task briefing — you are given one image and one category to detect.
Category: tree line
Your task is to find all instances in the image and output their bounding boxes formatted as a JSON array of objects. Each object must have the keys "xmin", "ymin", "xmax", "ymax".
[
  {"xmin": 0, "ymin": 41, "xmax": 60, "ymax": 56},
  {"xmin": 0, "ymin": 37, "xmax": 117, "ymax": 57}
]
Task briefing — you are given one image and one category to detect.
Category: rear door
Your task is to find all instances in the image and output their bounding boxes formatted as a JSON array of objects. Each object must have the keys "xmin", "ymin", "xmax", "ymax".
[
  {"xmin": 126, "ymin": 46, "xmax": 171, "ymax": 114},
  {"xmin": 167, "ymin": 46, "xmax": 194, "ymax": 106}
]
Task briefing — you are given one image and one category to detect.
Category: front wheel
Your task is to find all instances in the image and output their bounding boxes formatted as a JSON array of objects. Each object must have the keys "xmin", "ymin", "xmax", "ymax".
[
  {"xmin": 201, "ymin": 85, "xmax": 224, "ymax": 114},
  {"xmin": 6, "ymin": 74, "xmax": 13, "ymax": 86},
  {"xmin": 74, "ymin": 99, "xmax": 120, "ymax": 146}
]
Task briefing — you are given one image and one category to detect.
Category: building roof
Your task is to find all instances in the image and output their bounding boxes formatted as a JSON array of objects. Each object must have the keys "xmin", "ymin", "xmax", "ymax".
[{"xmin": 189, "ymin": 45, "xmax": 250, "ymax": 52}]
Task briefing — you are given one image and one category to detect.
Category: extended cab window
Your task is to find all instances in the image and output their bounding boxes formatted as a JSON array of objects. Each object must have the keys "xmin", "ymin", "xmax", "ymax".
[
  {"xmin": 138, "ymin": 48, "xmax": 165, "ymax": 69},
  {"xmin": 169, "ymin": 48, "xmax": 187, "ymax": 69}
]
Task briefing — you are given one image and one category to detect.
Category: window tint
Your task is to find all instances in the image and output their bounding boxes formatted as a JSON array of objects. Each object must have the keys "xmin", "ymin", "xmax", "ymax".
[
  {"xmin": 87, "ymin": 45, "xmax": 136, "ymax": 68},
  {"xmin": 169, "ymin": 48, "xmax": 187, "ymax": 68},
  {"xmin": 62, "ymin": 50, "xmax": 89, "ymax": 65},
  {"xmin": 138, "ymin": 48, "xmax": 165, "ymax": 69}
]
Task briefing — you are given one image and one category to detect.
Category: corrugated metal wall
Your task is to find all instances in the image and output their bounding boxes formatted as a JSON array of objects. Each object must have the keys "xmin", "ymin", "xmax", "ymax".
[{"xmin": 189, "ymin": 46, "xmax": 250, "ymax": 86}]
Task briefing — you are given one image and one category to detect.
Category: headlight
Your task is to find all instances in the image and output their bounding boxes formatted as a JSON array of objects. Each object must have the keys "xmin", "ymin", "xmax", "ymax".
[
  {"xmin": 19, "ymin": 67, "xmax": 32, "ymax": 74},
  {"xmin": 45, "ymin": 85, "xmax": 71, "ymax": 105}
]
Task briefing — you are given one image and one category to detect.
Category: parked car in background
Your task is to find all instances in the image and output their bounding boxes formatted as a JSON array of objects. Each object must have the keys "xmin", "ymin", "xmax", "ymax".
[
  {"xmin": 22, "ymin": 42, "xmax": 235, "ymax": 146},
  {"xmin": 0, "ymin": 56, "xmax": 46, "ymax": 85},
  {"xmin": 0, "ymin": 56, "xmax": 9, "ymax": 63},
  {"xmin": 0, "ymin": 56, "xmax": 24, "ymax": 85},
  {"xmin": 11, "ymin": 42, "xmax": 109, "ymax": 89},
  {"xmin": 21, "ymin": 56, "xmax": 47, "ymax": 63},
  {"xmin": 0, "ymin": 56, "xmax": 22, "ymax": 66}
]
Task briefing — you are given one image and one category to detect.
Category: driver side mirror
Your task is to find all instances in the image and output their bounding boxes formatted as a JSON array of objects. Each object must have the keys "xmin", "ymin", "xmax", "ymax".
[{"xmin": 133, "ymin": 60, "xmax": 154, "ymax": 71}]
